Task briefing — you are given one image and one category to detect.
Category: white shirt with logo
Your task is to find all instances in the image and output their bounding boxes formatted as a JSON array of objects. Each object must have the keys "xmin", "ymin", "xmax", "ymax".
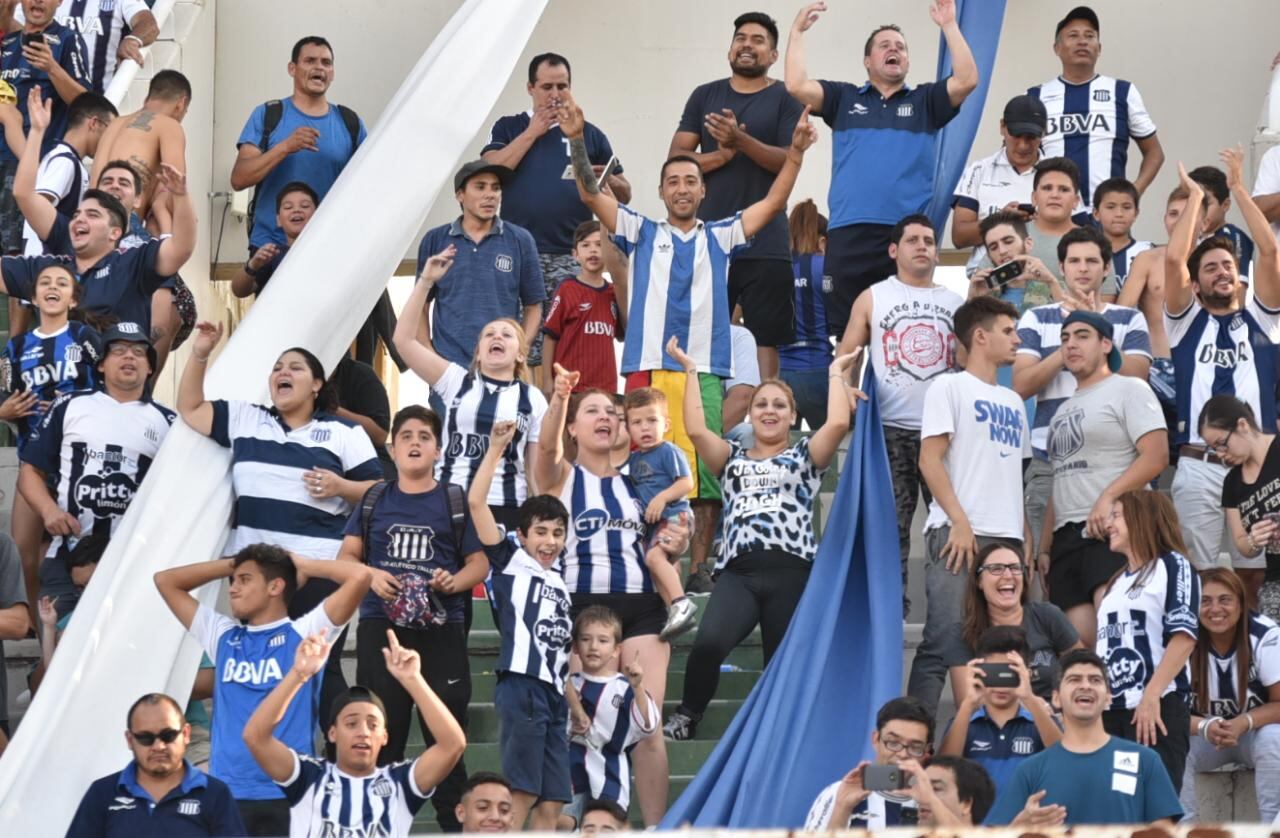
[{"xmin": 868, "ymin": 276, "xmax": 962, "ymax": 429}]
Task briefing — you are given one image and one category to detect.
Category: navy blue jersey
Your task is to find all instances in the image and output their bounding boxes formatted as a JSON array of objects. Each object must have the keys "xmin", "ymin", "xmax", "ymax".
[
  {"xmin": 0, "ymin": 21, "xmax": 89, "ymax": 164},
  {"xmin": 0, "ymin": 322, "xmax": 101, "ymax": 447},
  {"xmin": 780, "ymin": 252, "xmax": 833, "ymax": 371},
  {"xmin": 66, "ymin": 761, "xmax": 246, "ymax": 838}
]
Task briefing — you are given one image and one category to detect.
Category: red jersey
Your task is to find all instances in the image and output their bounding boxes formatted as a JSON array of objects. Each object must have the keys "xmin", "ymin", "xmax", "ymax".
[{"xmin": 543, "ymin": 277, "xmax": 621, "ymax": 393}]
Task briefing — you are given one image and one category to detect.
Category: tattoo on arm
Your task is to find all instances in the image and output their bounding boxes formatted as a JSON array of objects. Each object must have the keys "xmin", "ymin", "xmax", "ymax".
[{"xmin": 570, "ymin": 137, "xmax": 598, "ymax": 195}]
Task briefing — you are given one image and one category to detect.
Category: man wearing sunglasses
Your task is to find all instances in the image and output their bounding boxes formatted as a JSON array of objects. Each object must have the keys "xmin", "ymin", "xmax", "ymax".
[
  {"xmin": 66, "ymin": 692, "xmax": 246, "ymax": 837},
  {"xmin": 803, "ymin": 696, "xmax": 934, "ymax": 829}
]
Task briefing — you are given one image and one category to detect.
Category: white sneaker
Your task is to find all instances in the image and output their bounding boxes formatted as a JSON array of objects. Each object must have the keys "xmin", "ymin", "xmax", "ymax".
[{"xmin": 659, "ymin": 598, "xmax": 697, "ymax": 641}]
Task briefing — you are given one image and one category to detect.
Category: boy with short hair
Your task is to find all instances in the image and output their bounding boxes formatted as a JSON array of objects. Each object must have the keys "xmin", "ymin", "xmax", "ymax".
[
  {"xmin": 470, "ymin": 419, "xmax": 573, "ymax": 831},
  {"xmin": 566, "ymin": 606, "xmax": 658, "ymax": 820},
  {"xmin": 542, "ymin": 220, "xmax": 623, "ymax": 396},
  {"xmin": 622, "ymin": 387, "xmax": 697, "ymax": 640},
  {"xmin": 938, "ymin": 625, "xmax": 1060, "ymax": 791},
  {"xmin": 1189, "ymin": 164, "xmax": 1254, "ymax": 278},
  {"xmin": 1092, "ymin": 177, "xmax": 1152, "ymax": 290}
]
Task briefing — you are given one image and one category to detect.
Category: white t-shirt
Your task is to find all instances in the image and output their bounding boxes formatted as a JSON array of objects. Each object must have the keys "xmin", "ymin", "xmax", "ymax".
[
  {"xmin": 921, "ymin": 371, "xmax": 1029, "ymax": 539},
  {"xmin": 1252, "ymin": 144, "xmax": 1280, "ymax": 241},
  {"xmin": 22, "ymin": 142, "xmax": 86, "ymax": 256},
  {"xmin": 867, "ymin": 276, "xmax": 963, "ymax": 430},
  {"xmin": 725, "ymin": 324, "xmax": 761, "ymax": 391}
]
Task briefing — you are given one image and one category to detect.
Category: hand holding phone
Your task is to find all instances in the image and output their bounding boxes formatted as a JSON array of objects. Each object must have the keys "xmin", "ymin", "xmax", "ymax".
[
  {"xmin": 977, "ymin": 661, "xmax": 1018, "ymax": 688},
  {"xmin": 862, "ymin": 763, "xmax": 909, "ymax": 792},
  {"xmin": 986, "ymin": 259, "xmax": 1024, "ymax": 290}
]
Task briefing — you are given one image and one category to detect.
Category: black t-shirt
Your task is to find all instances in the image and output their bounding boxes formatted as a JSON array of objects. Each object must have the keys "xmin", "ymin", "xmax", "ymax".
[
  {"xmin": 332, "ymin": 356, "xmax": 393, "ymax": 477},
  {"xmin": 939, "ymin": 602, "xmax": 1080, "ymax": 700},
  {"xmin": 677, "ymin": 78, "xmax": 804, "ymax": 262},
  {"xmin": 1222, "ymin": 436, "xmax": 1280, "ymax": 581}
]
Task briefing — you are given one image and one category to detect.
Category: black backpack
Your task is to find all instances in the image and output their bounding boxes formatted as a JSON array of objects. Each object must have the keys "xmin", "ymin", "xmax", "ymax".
[
  {"xmin": 245, "ymin": 99, "xmax": 362, "ymax": 236},
  {"xmin": 358, "ymin": 479, "xmax": 467, "ymax": 562}
]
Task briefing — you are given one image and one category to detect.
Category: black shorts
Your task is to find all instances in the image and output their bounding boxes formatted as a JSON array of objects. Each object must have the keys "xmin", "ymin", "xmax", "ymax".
[
  {"xmin": 1048, "ymin": 522, "xmax": 1126, "ymax": 610},
  {"xmin": 729, "ymin": 259, "xmax": 795, "ymax": 347},
  {"xmin": 823, "ymin": 223, "xmax": 896, "ymax": 336},
  {"xmin": 570, "ymin": 592, "xmax": 666, "ymax": 639}
]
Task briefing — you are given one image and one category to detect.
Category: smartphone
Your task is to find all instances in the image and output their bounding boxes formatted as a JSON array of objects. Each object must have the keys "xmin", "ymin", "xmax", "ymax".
[
  {"xmin": 21, "ymin": 32, "xmax": 45, "ymax": 48},
  {"xmin": 862, "ymin": 763, "xmax": 909, "ymax": 792},
  {"xmin": 1018, "ymin": 202, "xmax": 1036, "ymax": 216},
  {"xmin": 1266, "ymin": 512, "xmax": 1280, "ymax": 545},
  {"xmin": 986, "ymin": 260, "xmax": 1023, "ymax": 290},
  {"xmin": 978, "ymin": 662, "xmax": 1018, "ymax": 688},
  {"xmin": 595, "ymin": 155, "xmax": 618, "ymax": 191}
]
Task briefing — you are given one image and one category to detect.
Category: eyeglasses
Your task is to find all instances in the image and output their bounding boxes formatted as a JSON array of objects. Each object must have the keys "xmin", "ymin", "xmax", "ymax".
[
  {"xmin": 979, "ymin": 562, "xmax": 1023, "ymax": 577},
  {"xmin": 108, "ymin": 343, "xmax": 149, "ymax": 358},
  {"xmin": 130, "ymin": 728, "xmax": 181, "ymax": 746},
  {"xmin": 880, "ymin": 736, "xmax": 928, "ymax": 758},
  {"xmin": 1207, "ymin": 428, "xmax": 1235, "ymax": 454}
]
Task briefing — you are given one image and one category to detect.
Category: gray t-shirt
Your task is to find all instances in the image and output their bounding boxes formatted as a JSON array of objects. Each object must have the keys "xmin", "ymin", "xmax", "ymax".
[
  {"xmin": 1048, "ymin": 374, "xmax": 1165, "ymax": 527},
  {"xmin": 0, "ymin": 536, "xmax": 27, "ymax": 724},
  {"xmin": 940, "ymin": 602, "xmax": 1080, "ymax": 700},
  {"xmin": 975, "ymin": 225, "xmax": 1117, "ymax": 311}
]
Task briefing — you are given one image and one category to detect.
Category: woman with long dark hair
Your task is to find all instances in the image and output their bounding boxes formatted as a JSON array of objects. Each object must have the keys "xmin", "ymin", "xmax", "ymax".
[
  {"xmin": 941, "ymin": 543, "xmax": 1080, "ymax": 704},
  {"xmin": 779, "ymin": 199, "xmax": 832, "ymax": 430},
  {"xmin": 1181, "ymin": 567, "xmax": 1280, "ymax": 823},
  {"xmin": 1096, "ymin": 489, "xmax": 1200, "ymax": 792}
]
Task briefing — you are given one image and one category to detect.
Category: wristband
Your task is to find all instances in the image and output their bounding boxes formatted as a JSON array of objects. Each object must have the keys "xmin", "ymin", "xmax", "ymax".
[
  {"xmin": 124, "ymin": 35, "xmax": 144, "ymax": 46},
  {"xmin": 243, "ymin": 260, "xmax": 261, "ymax": 278},
  {"xmin": 1245, "ymin": 712, "xmax": 1255, "ymax": 733}
]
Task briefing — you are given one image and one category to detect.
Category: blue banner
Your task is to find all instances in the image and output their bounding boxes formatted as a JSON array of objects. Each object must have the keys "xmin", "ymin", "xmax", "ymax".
[
  {"xmin": 660, "ymin": 373, "xmax": 904, "ymax": 828},
  {"xmin": 928, "ymin": 0, "xmax": 1008, "ymax": 231}
]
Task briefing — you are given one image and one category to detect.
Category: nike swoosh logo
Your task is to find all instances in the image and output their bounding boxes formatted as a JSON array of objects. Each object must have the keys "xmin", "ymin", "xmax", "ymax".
[
  {"xmin": 447, "ymin": 678, "xmax": 462, "ymax": 685},
  {"xmin": 999, "ymin": 452, "xmax": 1011, "ymax": 458}
]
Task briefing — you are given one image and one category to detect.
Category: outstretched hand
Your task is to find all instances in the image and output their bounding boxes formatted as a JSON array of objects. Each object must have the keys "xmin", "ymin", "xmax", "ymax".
[
  {"xmin": 665, "ymin": 336, "xmax": 696, "ymax": 373},
  {"xmin": 291, "ymin": 630, "xmax": 333, "ymax": 681},
  {"xmin": 383, "ymin": 628, "xmax": 423, "ymax": 684},
  {"xmin": 555, "ymin": 93, "xmax": 585, "ymax": 140},
  {"xmin": 552, "ymin": 363, "xmax": 580, "ymax": 399},
  {"xmin": 1220, "ymin": 144, "xmax": 1246, "ymax": 192},
  {"xmin": 790, "ymin": 106, "xmax": 818, "ymax": 154},
  {"xmin": 929, "ymin": 0, "xmax": 957, "ymax": 28},
  {"xmin": 489, "ymin": 419, "xmax": 517, "ymax": 453},
  {"xmin": 420, "ymin": 245, "xmax": 457, "ymax": 286},
  {"xmin": 26, "ymin": 86, "xmax": 50, "ymax": 134},
  {"xmin": 792, "ymin": 2, "xmax": 827, "ymax": 33},
  {"xmin": 156, "ymin": 163, "xmax": 188, "ymax": 197}
]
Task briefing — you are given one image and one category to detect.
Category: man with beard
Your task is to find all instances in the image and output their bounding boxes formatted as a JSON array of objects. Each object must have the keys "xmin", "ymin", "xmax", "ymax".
[
  {"xmin": 985, "ymin": 650, "xmax": 1182, "ymax": 826},
  {"xmin": 66, "ymin": 694, "xmax": 245, "ymax": 837},
  {"xmin": 669, "ymin": 12, "xmax": 804, "ymax": 380},
  {"xmin": 1165, "ymin": 149, "xmax": 1280, "ymax": 593}
]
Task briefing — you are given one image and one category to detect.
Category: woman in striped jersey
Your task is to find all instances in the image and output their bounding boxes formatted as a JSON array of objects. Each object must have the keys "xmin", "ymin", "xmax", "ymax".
[
  {"xmin": 534, "ymin": 366, "xmax": 691, "ymax": 827},
  {"xmin": 394, "ymin": 246, "xmax": 548, "ymax": 531}
]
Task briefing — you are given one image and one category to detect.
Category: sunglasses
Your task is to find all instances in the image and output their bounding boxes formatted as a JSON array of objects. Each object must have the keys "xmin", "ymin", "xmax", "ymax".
[{"xmin": 131, "ymin": 728, "xmax": 182, "ymax": 746}]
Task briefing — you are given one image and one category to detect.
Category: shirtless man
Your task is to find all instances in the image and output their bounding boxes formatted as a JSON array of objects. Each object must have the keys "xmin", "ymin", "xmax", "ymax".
[{"xmin": 88, "ymin": 68, "xmax": 190, "ymax": 220}]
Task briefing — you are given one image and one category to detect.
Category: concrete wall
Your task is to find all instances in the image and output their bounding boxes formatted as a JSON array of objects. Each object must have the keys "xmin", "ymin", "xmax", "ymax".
[{"xmin": 209, "ymin": 0, "xmax": 1280, "ymax": 257}]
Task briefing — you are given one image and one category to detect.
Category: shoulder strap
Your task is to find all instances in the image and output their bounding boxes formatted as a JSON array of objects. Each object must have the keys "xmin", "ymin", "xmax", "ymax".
[
  {"xmin": 337, "ymin": 104, "xmax": 361, "ymax": 153},
  {"xmin": 359, "ymin": 480, "xmax": 390, "ymax": 562},
  {"xmin": 444, "ymin": 482, "xmax": 467, "ymax": 545},
  {"xmin": 259, "ymin": 100, "xmax": 284, "ymax": 152}
]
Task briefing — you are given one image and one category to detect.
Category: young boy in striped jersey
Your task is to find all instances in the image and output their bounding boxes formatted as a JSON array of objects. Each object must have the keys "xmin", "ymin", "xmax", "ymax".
[
  {"xmin": 566, "ymin": 606, "xmax": 658, "ymax": 822},
  {"xmin": 470, "ymin": 419, "xmax": 573, "ymax": 831},
  {"xmin": 243, "ymin": 628, "xmax": 466, "ymax": 838}
]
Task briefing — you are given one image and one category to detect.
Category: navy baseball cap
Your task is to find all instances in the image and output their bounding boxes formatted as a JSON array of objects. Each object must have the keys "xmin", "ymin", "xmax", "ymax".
[
  {"xmin": 1003, "ymin": 95, "xmax": 1047, "ymax": 138},
  {"xmin": 454, "ymin": 160, "xmax": 512, "ymax": 192},
  {"xmin": 1061, "ymin": 310, "xmax": 1121, "ymax": 372},
  {"xmin": 1056, "ymin": 6, "xmax": 1099, "ymax": 38},
  {"xmin": 101, "ymin": 321, "xmax": 157, "ymax": 371}
]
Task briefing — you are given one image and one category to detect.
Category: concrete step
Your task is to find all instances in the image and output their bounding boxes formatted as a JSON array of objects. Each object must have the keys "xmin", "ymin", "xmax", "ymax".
[{"xmin": 447, "ymin": 739, "xmax": 716, "ymax": 776}]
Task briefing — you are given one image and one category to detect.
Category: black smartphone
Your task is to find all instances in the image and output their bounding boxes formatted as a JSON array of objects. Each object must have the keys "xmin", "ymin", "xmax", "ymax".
[
  {"xmin": 978, "ymin": 662, "xmax": 1018, "ymax": 688},
  {"xmin": 986, "ymin": 260, "xmax": 1023, "ymax": 289},
  {"xmin": 1018, "ymin": 202, "xmax": 1036, "ymax": 216},
  {"xmin": 21, "ymin": 32, "xmax": 45, "ymax": 48},
  {"xmin": 862, "ymin": 763, "xmax": 909, "ymax": 792}
]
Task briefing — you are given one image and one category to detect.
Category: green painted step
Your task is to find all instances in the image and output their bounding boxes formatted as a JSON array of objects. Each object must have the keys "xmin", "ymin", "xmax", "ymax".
[
  {"xmin": 465, "ymin": 668, "xmax": 761, "ymax": 702},
  {"xmin": 446, "ymin": 739, "xmax": 717, "ymax": 776}
]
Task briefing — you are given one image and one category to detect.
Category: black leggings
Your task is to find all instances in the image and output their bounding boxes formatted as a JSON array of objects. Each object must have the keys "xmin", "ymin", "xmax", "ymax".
[
  {"xmin": 358, "ymin": 618, "xmax": 471, "ymax": 833},
  {"xmin": 677, "ymin": 551, "xmax": 811, "ymax": 717}
]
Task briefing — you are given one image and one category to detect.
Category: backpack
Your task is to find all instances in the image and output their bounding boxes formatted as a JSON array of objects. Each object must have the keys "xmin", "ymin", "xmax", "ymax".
[
  {"xmin": 245, "ymin": 99, "xmax": 362, "ymax": 236},
  {"xmin": 358, "ymin": 479, "xmax": 467, "ymax": 563}
]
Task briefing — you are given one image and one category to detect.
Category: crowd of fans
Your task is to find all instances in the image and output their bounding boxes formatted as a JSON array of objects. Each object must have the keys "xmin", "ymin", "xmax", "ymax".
[{"xmin": 0, "ymin": 1, "xmax": 1277, "ymax": 835}]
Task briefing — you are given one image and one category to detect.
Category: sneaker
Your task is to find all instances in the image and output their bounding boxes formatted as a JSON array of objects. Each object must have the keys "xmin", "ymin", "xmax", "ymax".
[
  {"xmin": 685, "ymin": 567, "xmax": 714, "ymax": 596},
  {"xmin": 663, "ymin": 708, "xmax": 698, "ymax": 741},
  {"xmin": 659, "ymin": 598, "xmax": 698, "ymax": 642}
]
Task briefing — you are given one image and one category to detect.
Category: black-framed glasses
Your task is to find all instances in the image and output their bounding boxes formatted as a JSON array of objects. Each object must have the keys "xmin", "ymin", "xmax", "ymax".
[
  {"xmin": 1207, "ymin": 428, "xmax": 1235, "ymax": 454},
  {"xmin": 979, "ymin": 562, "xmax": 1023, "ymax": 577},
  {"xmin": 881, "ymin": 736, "xmax": 928, "ymax": 758},
  {"xmin": 130, "ymin": 728, "xmax": 181, "ymax": 746}
]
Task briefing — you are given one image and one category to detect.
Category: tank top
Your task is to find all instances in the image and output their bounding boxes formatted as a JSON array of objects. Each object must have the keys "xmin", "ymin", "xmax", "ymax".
[
  {"xmin": 868, "ymin": 275, "xmax": 963, "ymax": 429},
  {"xmin": 560, "ymin": 464, "xmax": 652, "ymax": 595}
]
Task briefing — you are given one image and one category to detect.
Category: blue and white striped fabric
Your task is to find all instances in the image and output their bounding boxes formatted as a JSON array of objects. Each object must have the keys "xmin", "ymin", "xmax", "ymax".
[
  {"xmin": 1016, "ymin": 303, "xmax": 1151, "ymax": 457},
  {"xmin": 1029, "ymin": 75, "xmax": 1157, "ymax": 211},
  {"xmin": 486, "ymin": 534, "xmax": 572, "ymax": 691},
  {"xmin": 1096, "ymin": 551, "xmax": 1199, "ymax": 711},
  {"xmin": 1166, "ymin": 297, "xmax": 1280, "ymax": 445},
  {"xmin": 560, "ymin": 465, "xmax": 652, "ymax": 596},
  {"xmin": 568, "ymin": 671, "xmax": 657, "ymax": 809},
  {"xmin": 612, "ymin": 204, "xmax": 747, "ymax": 377},
  {"xmin": 210, "ymin": 400, "xmax": 382, "ymax": 559},
  {"xmin": 1206, "ymin": 612, "xmax": 1280, "ymax": 719},
  {"xmin": 1112, "ymin": 239, "xmax": 1154, "ymax": 291},
  {"xmin": 280, "ymin": 750, "xmax": 430, "ymax": 837},
  {"xmin": 433, "ymin": 362, "xmax": 546, "ymax": 508}
]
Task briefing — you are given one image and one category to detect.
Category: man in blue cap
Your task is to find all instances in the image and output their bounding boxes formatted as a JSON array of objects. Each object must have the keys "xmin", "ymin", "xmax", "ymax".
[{"xmin": 1040, "ymin": 306, "xmax": 1167, "ymax": 643}]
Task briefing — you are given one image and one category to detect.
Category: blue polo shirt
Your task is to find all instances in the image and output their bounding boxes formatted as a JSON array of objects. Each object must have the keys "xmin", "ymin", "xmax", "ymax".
[
  {"xmin": 947, "ymin": 705, "xmax": 1047, "ymax": 792},
  {"xmin": 816, "ymin": 79, "xmax": 959, "ymax": 230},
  {"xmin": 66, "ymin": 760, "xmax": 246, "ymax": 837},
  {"xmin": 416, "ymin": 217, "xmax": 545, "ymax": 366}
]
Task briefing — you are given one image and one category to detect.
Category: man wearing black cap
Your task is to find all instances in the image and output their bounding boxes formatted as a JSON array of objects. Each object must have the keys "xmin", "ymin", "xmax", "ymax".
[
  {"xmin": 413, "ymin": 160, "xmax": 545, "ymax": 374},
  {"xmin": 244, "ymin": 628, "xmax": 466, "ymax": 838},
  {"xmin": 1029, "ymin": 6, "xmax": 1164, "ymax": 212},
  {"xmin": 951, "ymin": 94, "xmax": 1047, "ymax": 266},
  {"xmin": 1041, "ymin": 307, "xmax": 1166, "ymax": 642},
  {"xmin": 17, "ymin": 320, "xmax": 174, "ymax": 617}
]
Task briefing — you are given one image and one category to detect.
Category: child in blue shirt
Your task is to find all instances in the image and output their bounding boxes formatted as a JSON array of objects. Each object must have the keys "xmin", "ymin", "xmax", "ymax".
[{"xmin": 622, "ymin": 387, "xmax": 695, "ymax": 640}]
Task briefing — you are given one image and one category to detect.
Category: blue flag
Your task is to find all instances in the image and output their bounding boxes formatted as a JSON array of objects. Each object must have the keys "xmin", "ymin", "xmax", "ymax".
[
  {"xmin": 660, "ymin": 373, "xmax": 904, "ymax": 828},
  {"xmin": 928, "ymin": 0, "xmax": 1008, "ymax": 231}
]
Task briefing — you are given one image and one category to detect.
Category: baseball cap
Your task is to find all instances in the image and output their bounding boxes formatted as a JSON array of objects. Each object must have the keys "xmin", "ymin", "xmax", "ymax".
[
  {"xmin": 1055, "ymin": 6, "xmax": 1099, "ymax": 38},
  {"xmin": 328, "ymin": 685, "xmax": 387, "ymax": 726},
  {"xmin": 101, "ymin": 321, "xmax": 157, "ymax": 371},
  {"xmin": 1002, "ymin": 95, "xmax": 1047, "ymax": 138},
  {"xmin": 1061, "ymin": 310, "xmax": 1121, "ymax": 372},
  {"xmin": 453, "ymin": 160, "xmax": 512, "ymax": 192}
]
